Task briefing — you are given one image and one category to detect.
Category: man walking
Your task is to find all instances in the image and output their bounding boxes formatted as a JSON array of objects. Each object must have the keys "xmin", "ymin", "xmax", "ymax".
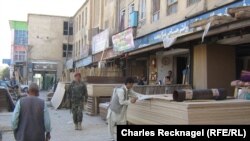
[
  {"xmin": 11, "ymin": 83, "xmax": 51, "ymax": 141},
  {"xmin": 68, "ymin": 72, "xmax": 88, "ymax": 130},
  {"xmin": 107, "ymin": 77, "xmax": 142, "ymax": 141}
]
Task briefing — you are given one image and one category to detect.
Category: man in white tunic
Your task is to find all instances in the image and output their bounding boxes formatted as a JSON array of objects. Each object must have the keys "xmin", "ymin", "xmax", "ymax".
[{"xmin": 107, "ymin": 77, "xmax": 143, "ymax": 141}]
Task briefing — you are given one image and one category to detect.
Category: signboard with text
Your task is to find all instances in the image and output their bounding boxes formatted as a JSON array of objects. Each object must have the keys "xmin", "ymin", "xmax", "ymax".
[
  {"xmin": 112, "ymin": 28, "xmax": 135, "ymax": 52},
  {"xmin": 92, "ymin": 29, "xmax": 109, "ymax": 54}
]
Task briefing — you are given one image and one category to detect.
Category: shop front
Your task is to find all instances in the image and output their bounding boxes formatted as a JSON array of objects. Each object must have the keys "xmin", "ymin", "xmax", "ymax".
[
  {"xmin": 32, "ymin": 62, "xmax": 57, "ymax": 90},
  {"xmin": 127, "ymin": 0, "xmax": 250, "ymax": 94}
]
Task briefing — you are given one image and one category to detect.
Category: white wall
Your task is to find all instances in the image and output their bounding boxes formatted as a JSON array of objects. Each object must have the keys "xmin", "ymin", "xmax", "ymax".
[{"xmin": 156, "ymin": 51, "xmax": 173, "ymax": 83}]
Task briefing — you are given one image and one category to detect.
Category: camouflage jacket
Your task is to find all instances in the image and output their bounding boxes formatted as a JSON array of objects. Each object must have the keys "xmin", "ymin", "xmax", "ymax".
[{"xmin": 68, "ymin": 81, "xmax": 88, "ymax": 104}]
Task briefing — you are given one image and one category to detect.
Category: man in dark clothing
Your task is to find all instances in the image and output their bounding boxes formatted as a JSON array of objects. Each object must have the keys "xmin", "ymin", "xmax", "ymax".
[
  {"xmin": 11, "ymin": 83, "xmax": 51, "ymax": 141},
  {"xmin": 68, "ymin": 72, "xmax": 88, "ymax": 130}
]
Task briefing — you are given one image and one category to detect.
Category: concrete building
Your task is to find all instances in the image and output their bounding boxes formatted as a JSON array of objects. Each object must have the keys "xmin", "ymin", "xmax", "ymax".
[
  {"xmin": 9, "ymin": 20, "xmax": 28, "ymax": 84},
  {"xmin": 72, "ymin": 0, "xmax": 92, "ymax": 68},
  {"xmin": 112, "ymin": 0, "xmax": 250, "ymax": 95},
  {"xmin": 27, "ymin": 14, "xmax": 73, "ymax": 90},
  {"xmin": 73, "ymin": 0, "xmax": 120, "ymax": 69}
]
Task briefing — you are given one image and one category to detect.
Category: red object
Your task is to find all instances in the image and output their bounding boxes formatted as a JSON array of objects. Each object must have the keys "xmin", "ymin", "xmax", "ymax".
[{"xmin": 74, "ymin": 72, "xmax": 81, "ymax": 77}]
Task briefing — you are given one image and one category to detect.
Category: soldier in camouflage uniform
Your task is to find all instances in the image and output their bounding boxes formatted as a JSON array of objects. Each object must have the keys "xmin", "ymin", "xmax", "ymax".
[{"xmin": 68, "ymin": 72, "xmax": 88, "ymax": 130}]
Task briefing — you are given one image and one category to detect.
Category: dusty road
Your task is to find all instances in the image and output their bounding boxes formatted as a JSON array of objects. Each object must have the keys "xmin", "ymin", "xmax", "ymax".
[{"xmin": 0, "ymin": 91, "xmax": 110, "ymax": 141}]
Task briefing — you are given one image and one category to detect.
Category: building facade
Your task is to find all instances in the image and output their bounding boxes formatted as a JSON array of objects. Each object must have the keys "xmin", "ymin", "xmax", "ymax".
[
  {"xmin": 27, "ymin": 14, "xmax": 73, "ymax": 90},
  {"xmin": 11, "ymin": 0, "xmax": 250, "ymax": 94},
  {"xmin": 9, "ymin": 20, "xmax": 28, "ymax": 84},
  {"xmin": 112, "ymin": 0, "xmax": 250, "ymax": 95}
]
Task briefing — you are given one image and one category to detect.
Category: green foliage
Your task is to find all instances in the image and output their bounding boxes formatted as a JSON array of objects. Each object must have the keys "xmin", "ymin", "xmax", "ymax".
[{"xmin": 0, "ymin": 67, "xmax": 10, "ymax": 80}]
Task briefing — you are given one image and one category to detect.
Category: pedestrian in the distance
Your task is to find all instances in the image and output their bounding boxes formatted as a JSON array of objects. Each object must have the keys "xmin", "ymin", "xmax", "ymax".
[
  {"xmin": 68, "ymin": 72, "xmax": 88, "ymax": 130},
  {"xmin": 11, "ymin": 83, "xmax": 51, "ymax": 141}
]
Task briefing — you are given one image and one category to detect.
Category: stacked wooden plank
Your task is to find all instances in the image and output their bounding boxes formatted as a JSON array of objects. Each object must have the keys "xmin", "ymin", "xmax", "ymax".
[
  {"xmin": 86, "ymin": 96, "xmax": 98, "ymax": 116},
  {"xmin": 133, "ymin": 85, "xmax": 192, "ymax": 95},
  {"xmin": 86, "ymin": 84, "xmax": 118, "ymax": 116},
  {"xmin": 99, "ymin": 102, "xmax": 110, "ymax": 120},
  {"xmin": 190, "ymin": 15, "xmax": 235, "ymax": 31},
  {"xmin": 127, "ymin": 95, "xmax": 250, "ymax": 125},
  {"xmin": 0, "ymin": 88, "xmax": 15, "ymax": 112},
  {"xmin": 87, "ymin": 84, "xmax": 122, "ymax": 97},
  {"xmin": 228, "ymin": 6, "xmax": 250, "ymax": 19}
]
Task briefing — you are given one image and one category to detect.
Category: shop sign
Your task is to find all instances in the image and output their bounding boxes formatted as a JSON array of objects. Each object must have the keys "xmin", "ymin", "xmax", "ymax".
[
  {"xmin": 134, "ymin": 0, "xmax": 249, "ymax": 49},
  {"xmin": 75, "ymin": 56, "xmax": 92, "ymax": 68},
  {"xmin": 14, "ymin": 45, "xmax": 26, "ymax": 51},
  {"xmin": 33, "ymin": 62, "xmax": 57, "ymax": 71},
  {"xmin": 92, "ymin": 29, "xmax": 109, "ymax": 54},
  {"xmin": 112, "ymin": 28, "xmax": 135, "ymax": 52},
  {"xmin": 81, "ymin": 45, "xmax": 90, "ymax": 58},
  {"xmin": 66, "ymin": 59, "xmax": 73, "ymax": 69}
]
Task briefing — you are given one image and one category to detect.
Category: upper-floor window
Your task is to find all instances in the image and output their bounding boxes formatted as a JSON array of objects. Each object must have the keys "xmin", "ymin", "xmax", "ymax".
[
  {"xmin": 152, "ymin": 0, "xmax": 160, "ymax": 22},
  {"xmin": 82, "ymin": 11, "xmax": 84, "ymax": 28},
  {"xmin": 139, "ymin": 0, "xmax": 146, "ymax": 20},
  {"xmin": 78, "ymin": 15, "xmax": 81, "ymax": 31},
  {"xmin": 187, "ymin": 0, "xmax": 201, "ymax": 7},
  {"xmin": 76, "ymin": 18, "xmax": 78, "ymax": 32},
  {"xmin": 120, "ymin": 9, "xmax": 126, "ymax": 31},
  {"xmin": 63, "ymin": 21, "xmax": 73, "ymax": 35},
  {"xmin": 63, "ymin": 44, "xmax": 73, "ymax": 58},
  {"xmin": 85, "ymin": 7, "xmax": 88, "ymax": 25},
  {"xmin": 167, "ymin": 0, "xmax": 178, "ymax": 15},
  {"xmin": 128, "ymin": 2, "xmax": 135, "ymax": 26}
]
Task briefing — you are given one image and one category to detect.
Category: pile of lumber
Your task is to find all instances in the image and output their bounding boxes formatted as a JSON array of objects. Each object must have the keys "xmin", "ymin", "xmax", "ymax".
[
  {"xmin": 99, "ymin": 102, "xmax": 110, "ymax": 120},
  {"xmin": 62, "ymin": 67, "xmax": 122, "ymax": 82},
  {"xmin": 190, "ymin": 15, "xmax": 235, "ymax": 31},
  {"xmin": 86, "ymin": 96, "xmax": 98, "ymax": 116},
  {"xmin": 127, "ymin": 95, "xmax": 250, "ymax": 124},
  {"xmin": 86, "ymin": 76, "xmax": 125, "ymax": 84},
  {"xmin": 228, "ymin": 6, "xmax": 250, "ymax": 19},
  {"xmin": 133, "ymin": 85, "xmax": 191, "ymax": 95},
  {"xmin": 0, "ymin": 88, "xmax": 15, "ymax": 112},
  {"xmin": 87, "ymin": 84, "xmax": 122, "ymax": 97}
]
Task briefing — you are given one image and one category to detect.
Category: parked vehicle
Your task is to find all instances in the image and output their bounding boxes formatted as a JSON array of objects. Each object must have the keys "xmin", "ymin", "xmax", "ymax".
[
  {"xmin": 0, "ymin": 80, "xmax": 10, "ymax": 89},
  {"xmin": 20, "ymin": 84, "xmax": 29, "ymax": 93}
]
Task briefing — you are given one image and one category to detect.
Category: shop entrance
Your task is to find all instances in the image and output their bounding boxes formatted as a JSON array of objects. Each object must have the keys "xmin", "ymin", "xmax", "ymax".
[
  {"xmin": 33, "ymin": 72, "xmax": 56, "ymax": 90},
  {"xmin": 175, "ymin": 55, "xmax": 189, "ymax": 84},
  {"xmin": 236, "ymin": 44, "xmax": 250, "ymax": 79},
  {"xmin": 128, "ymin": 58, "xmax": 148, "ymax": 83}
]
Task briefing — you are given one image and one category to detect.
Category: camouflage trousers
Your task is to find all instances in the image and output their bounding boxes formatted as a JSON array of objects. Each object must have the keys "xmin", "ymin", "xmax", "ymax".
[{"xmin": 71, "ymin": 103, "xmax": 83, "ymax": 124}]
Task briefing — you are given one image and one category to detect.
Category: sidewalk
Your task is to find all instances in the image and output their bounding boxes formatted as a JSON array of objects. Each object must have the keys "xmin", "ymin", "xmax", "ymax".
[{"xmin": 0, "ymin": 91, "xmax": 110, "ymax": 141}]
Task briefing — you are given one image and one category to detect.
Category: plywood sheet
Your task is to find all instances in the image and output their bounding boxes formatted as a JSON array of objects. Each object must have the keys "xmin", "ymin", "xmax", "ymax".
[
  {"xmin": 127, "ymin": 98, "xmax": 250, "ymax": 125},
  {"xmin": 87, "ymin": 84, "xmax": 122, "ymax": 97},
  {"xmin": 51, "ymin": 82, "xmax": 66, "ymax": 109}
]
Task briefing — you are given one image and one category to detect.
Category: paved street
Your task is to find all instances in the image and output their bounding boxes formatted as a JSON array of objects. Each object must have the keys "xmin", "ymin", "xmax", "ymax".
[{"xmin": 0, "ymin": 91, "xmax": 110, "ymax": 141}]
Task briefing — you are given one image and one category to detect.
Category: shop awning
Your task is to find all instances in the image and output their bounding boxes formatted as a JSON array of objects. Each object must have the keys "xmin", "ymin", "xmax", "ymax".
[{"xmin": 128, "ymin": 18, "xmax": 250, "ymax": 56}]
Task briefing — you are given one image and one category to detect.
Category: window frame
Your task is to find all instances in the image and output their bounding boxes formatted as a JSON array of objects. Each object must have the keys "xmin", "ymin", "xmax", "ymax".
[
  {"xmin": 187, "ymin": 0, "xmax": 201, "ymax": 7},
  {"xmin": 139, "ymin": 0, "xmax": 146, "ymax": 20},
  {"xmin": 152, "ymin": 0, "xmax": 160, "ymax": 22},
  {"xmin": 128, "ymin": 2, "xmax": 135, "ymax": 27},
  {"xmin": 120, "ymin": 9, "xmax": 126, "ymax": 31},
  {"xmin": 167, "ymin": 0, "xmax": 178, "ymax": 15}
]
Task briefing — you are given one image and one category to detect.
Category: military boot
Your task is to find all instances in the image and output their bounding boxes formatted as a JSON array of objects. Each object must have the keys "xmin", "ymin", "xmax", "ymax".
[
  {"xmin": 75, "ymin": 124, "xmax": 78, "ymax": 130},
  {"xmin": 78, "ymin": 122, "xmax": 82, "ymax": 130}
]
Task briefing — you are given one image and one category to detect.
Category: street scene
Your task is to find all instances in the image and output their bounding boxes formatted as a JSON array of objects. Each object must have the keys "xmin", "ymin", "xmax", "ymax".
[{"xmin": 1, "ymin": 0, "xmax": 250, "ymax": 141}]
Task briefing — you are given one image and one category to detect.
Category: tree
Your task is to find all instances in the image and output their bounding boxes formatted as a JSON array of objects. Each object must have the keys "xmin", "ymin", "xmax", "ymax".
[{"xmin": 0, "ymin": 67, "xmax": 10, "ymax": 80}]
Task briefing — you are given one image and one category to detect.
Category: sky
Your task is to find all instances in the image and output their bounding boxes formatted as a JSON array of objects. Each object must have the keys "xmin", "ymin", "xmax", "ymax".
[{"xmin": 0, "ymin": 0, "xmax": 85, "ymax": 66}]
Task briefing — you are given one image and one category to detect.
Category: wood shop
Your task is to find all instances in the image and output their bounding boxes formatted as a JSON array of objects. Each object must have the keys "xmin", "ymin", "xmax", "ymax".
[{"xmin": 50, "ymin": 1, "xmax": 250, "ymax": 126}]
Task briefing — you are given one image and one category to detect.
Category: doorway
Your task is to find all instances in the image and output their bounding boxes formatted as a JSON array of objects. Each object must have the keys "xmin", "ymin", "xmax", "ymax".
[{"xmin": 175, "ymin": 55, "xmax": 189, "ymax": 84}]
